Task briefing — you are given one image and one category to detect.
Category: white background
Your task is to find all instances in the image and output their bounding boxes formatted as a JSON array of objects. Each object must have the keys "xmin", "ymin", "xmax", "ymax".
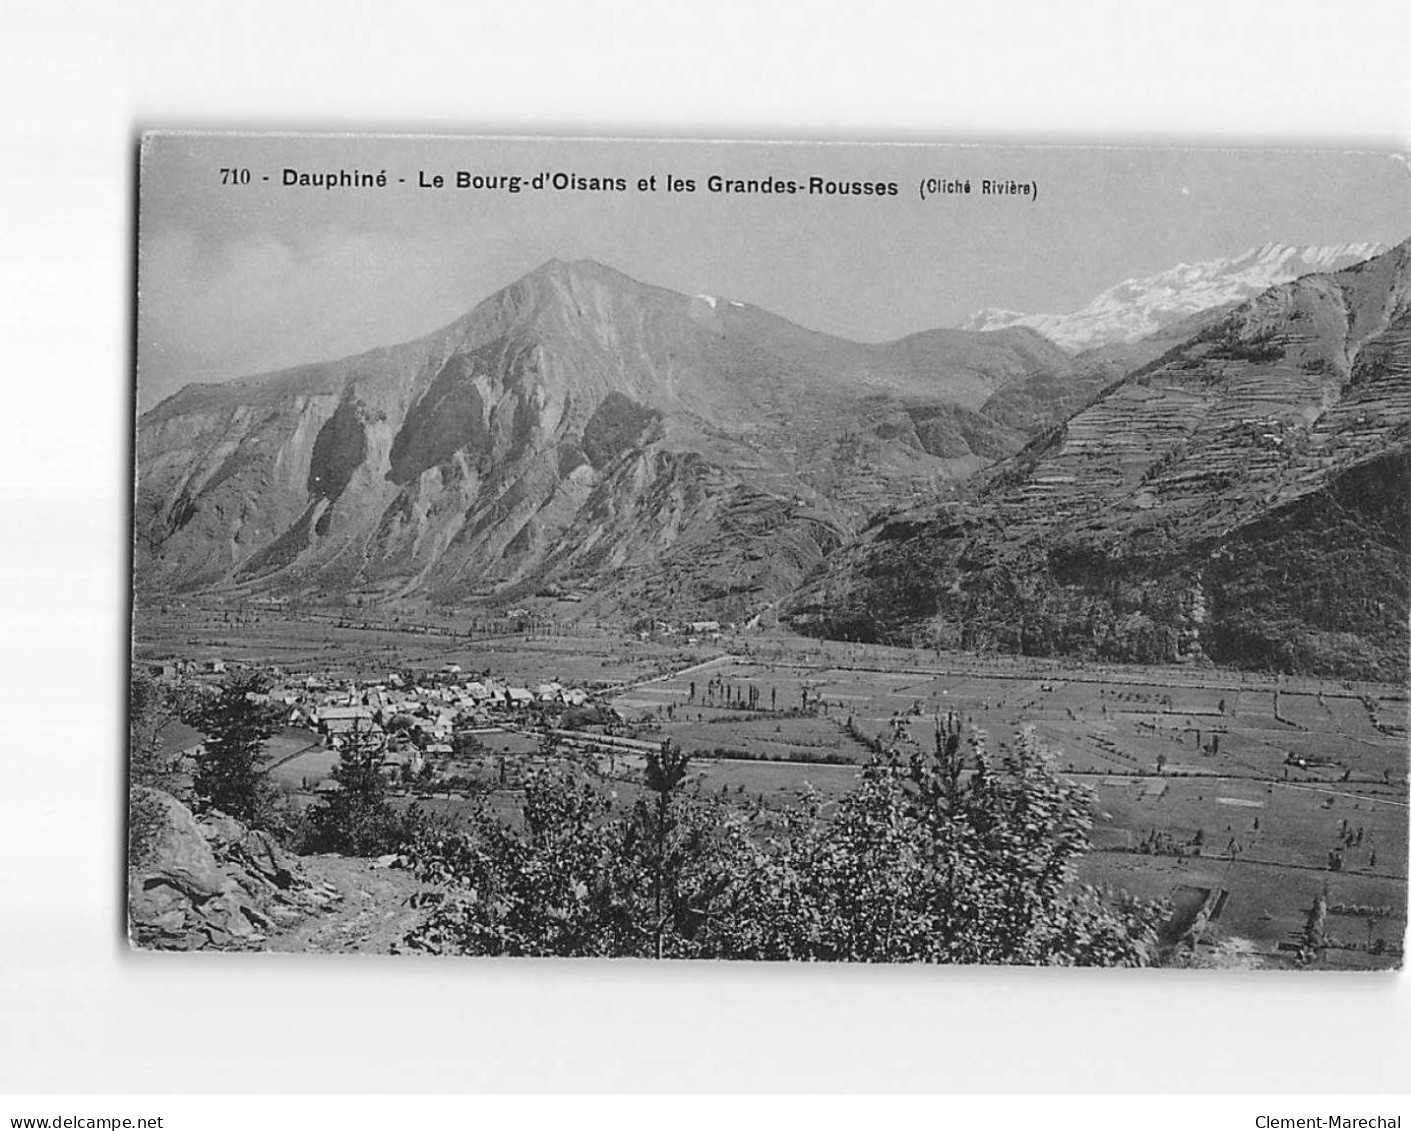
[{"xmin": 1, "ymin": 0, "xmax": 1409, "ymax": 1096}]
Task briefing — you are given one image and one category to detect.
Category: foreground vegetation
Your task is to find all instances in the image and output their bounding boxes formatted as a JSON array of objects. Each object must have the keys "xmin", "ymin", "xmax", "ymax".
[
  {"xmin": 398, "ymin": 718, "xmax": 1166, "ymax": 964},
  {"xmin": 130, "ymin": 666, "xmax": 1166, "ymax": 963},
  {"xmin": 134, "ymin": 634, "xmax": 1411, "ymax": 958}
]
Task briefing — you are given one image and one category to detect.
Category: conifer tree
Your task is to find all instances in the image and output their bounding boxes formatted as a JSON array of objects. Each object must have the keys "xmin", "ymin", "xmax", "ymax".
[
  {"xmin": 309, "ymin": 723, "xmax": 404, "ymax": 855},
  {"xmin": 187, "ymin": 673, "xmax": 281, "ymax": 825}
]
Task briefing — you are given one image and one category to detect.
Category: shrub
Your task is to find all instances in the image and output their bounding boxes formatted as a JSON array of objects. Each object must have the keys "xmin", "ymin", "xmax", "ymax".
[
  {"xmin": 307, "ymin": 729, "xmax": 424, "ymax": 856},
  {"xmin": 127, "ymin": 788, "xmax": 169, "ymax": 871},
  {"xmin": 400, "ymin": 723, "xmax": 1164, "ymax": 965}
]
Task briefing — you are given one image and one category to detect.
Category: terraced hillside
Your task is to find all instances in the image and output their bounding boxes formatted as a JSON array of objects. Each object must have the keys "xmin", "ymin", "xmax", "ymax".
[{"xmin": 790, "ymin": 240, "xmax": 1411, "ymax": 681}]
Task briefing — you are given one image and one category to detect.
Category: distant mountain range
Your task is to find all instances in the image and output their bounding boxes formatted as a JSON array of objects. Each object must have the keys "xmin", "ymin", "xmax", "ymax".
[
  {"xmin": 136, "ymin": 239, "xmax": 1411, "ymax": 678},
  {"xmin": 135, "ymin": 259, "xmax": 1069, "ymax": 619},
  {"xmin": 791, "ymin": 239, "xmax": 1411, "ymax": 680},
  {"xmin": 961, "ymin": 243, "xmax": 1389, "ymax": 352}
]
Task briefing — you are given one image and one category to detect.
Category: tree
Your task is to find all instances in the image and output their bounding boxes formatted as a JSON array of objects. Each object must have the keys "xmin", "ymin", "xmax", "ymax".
[
  {"xmin": 129, "ymin": 669, "xmax": 192, "ymax": 869},
  {"xmin": 402, "ymin": 741, "xmax": 745, "ymax": 959},
  {"xmin": 1301, "ymin": 889, "xmax": 1328, "ymax": 963},
  {"xmin": 712, "ymin": 719, "xmax": 1162, "ymax": 965},
  {"xmin": 450, "ymin": 730, "xmax": 485, "ymax": 759},
  {"xmin": 402, "ymin": 764, "xmax": 624, "ymax": 957},
  {"xmin": 186, "ymin": 673, "xmax": 282, "ymax": 825},
  {"xmin": 401, "ymin": 719, "xmax": 1164, "ymax": 966},
  {"xmin": 308, "ymin": 723, "xmax": 409, "ymax": 856},
  {"xmin": 129, "ymin": 669, "xmax": 196, "ymax": 795},
  {"xmin": 626, "ymin": 740, "xmax": 726, "ymax": 959}
]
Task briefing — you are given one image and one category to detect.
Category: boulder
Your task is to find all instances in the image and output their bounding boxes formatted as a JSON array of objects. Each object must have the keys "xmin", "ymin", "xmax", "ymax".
[
  {"xmin": 196, "ymin": 810, "xmax": 246, "ymax": 851},
  {"xmin": 131, "ymin": 787, "xmax": 225, "ymax": 899},
  {"xmin": 128, "ymin": 788, "xmax": 341, "ymax": 951},
  {"xmin": 231, "ymin": 827, "xmax": 297, "ymax": 890}
]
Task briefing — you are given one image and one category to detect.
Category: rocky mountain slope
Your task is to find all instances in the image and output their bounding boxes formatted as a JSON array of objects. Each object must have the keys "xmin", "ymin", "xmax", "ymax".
[
  {"xmin": 135, "ymin": 260, "xmax": 1069, "ymax": 619},
  {"xmin": 977, "ymin": 304, "xmax": 1236, "ymax": 434},
  {"xmin": 790, "ymin": 240, "xmax": 1411, "ymax": 680},
  {"xmin": 962, "ymin": 242, "xmax": 1388, "ymax": 353}
]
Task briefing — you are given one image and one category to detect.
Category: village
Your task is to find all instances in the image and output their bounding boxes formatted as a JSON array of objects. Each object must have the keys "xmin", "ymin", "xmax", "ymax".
[{"xmin": 144, "ymin": 646, "xmax": 678, "ymax": 804}]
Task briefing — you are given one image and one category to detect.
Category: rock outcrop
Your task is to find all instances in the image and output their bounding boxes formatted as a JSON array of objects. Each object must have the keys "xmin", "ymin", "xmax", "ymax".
[{"xmin": 127, "ymin": 788, "xmax": 341, "ymax": 951}]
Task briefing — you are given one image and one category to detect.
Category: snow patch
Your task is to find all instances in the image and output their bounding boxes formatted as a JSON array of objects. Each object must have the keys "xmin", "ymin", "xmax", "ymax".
[{"xmin": 960, "ymin": 241, "xmax": 1390, "ymax": 351}]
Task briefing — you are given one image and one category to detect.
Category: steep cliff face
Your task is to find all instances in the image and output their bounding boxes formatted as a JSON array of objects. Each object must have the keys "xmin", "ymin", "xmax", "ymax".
[
  {"xmin": 135, "ymin": 259, "xmax": 1067, "ymax": 618},
  {"xmin": 791, "ymin": 241, "xmax": 1411, "ymax": 680}
]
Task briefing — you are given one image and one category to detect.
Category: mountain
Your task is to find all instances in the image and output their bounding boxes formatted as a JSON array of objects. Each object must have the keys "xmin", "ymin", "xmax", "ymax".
[
  {"xmin": 134, "ymin": 259, "xmax": 1069, "ymax": 619},
  {"xmin": 977, "ymin": 303, "xmax": 1237, "ymax": 434},
  {"xmin": 962, "ymin": 242, "xmax": 1389, "ymax": 353},
  {"xmin": 789, "ymin": 240, "xmax": 1411, "ymax": 681}
]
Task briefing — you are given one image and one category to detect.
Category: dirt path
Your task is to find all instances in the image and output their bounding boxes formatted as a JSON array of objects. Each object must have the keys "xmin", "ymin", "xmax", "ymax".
[
  {"xmin": 266, "ymin": 855, "xmax": 427, "ymax": 955},
  {"xmin": 609, "ymin": 653, "xmax": 738, "ymax": 695}
]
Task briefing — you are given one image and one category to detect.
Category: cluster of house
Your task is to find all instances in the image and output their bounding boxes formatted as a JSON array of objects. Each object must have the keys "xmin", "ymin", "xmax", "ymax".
[
  {"xmin": 141, "ymin": 658, "xmax": 609, "ymax": 790},
  {"xmin": 149, "ymin": 658, "xmax": 226, "ymax": 678},
  {"xmin": 254, "ymin": 664, "xmax": 594, "ymax": 755},
  {"xmin": 636, "ymin": 619, "xmax": 724, "ymax": 644},
  {"xmin": 147, "ymin": 656, "xmax": 600, "ymax": 776}
]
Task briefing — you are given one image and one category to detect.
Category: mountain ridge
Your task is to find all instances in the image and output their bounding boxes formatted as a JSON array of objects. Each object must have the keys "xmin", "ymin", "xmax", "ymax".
[
  {"xmin": 135, "ymin": 257, "xmax": 1069, "ymax": 619},
  {"xmin": 961, "ymin": 242, "xmax": 1390, "ymax": 352},
  {"xmin": 790, "ymin": 239, "xmax": 1411, "ymax": 679}
]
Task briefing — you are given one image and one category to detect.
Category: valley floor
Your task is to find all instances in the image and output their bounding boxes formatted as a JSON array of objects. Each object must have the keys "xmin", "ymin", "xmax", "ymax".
[{"xmin": 133, "ymin": 605, "xmax": 1409, "ymax": 969}]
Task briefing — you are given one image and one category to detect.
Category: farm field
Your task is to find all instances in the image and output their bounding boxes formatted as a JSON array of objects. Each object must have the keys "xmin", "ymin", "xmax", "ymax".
[
  {"xmin": 137, "ymin": 607, "xmax": 1409, "ymax": 969},
  {"xmin": 132, "ymin": 599, "xmax": 702, "ymax": 688}
]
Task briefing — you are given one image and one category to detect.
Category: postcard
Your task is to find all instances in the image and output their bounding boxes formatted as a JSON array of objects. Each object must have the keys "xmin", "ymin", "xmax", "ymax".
[{"xmin": 129, "ymin": 133, "xmax": 1409, "ymax": 968}]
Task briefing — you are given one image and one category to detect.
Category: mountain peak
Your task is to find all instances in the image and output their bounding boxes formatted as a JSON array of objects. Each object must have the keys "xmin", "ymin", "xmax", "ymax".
[
  {"xmin": 524, "ymin": 256, "xmax": 640, "ymax": 287},
  {"xmin": 530, "ymin": 255, "xmax": 596, "ymax": 274}
]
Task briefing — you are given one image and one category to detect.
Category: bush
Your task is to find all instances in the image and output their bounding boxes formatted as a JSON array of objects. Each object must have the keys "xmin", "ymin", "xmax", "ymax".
[
  {"xmin": 127, "ymin": 788, "xmax": 169, "ymax": 871},
  {"xmin": 129, "ymin": 669, "xmax": 197, "ymax": 798},
  {"xmin": 400, "ymin": 723, "xmax": 1164, "ymax": 965},
  {"xmin": 306, "ymin": 730, "xmax": 424, "ymax": 856}
]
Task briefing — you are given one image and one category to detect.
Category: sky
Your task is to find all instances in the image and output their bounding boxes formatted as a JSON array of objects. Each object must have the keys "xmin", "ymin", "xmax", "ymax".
[{"xmin": 136, "ymin": 134, "xmax": 1411, "ymax": 408}]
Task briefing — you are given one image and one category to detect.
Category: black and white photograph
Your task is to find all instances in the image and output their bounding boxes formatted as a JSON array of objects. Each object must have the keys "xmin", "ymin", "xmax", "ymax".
[
  {"xmin": 128, "ymin": 134, "xmax": 1410, "ymax": 970},
  {"xmin": 7, "ymin": 0, "xmax": 1411, "ymax": 1111}
]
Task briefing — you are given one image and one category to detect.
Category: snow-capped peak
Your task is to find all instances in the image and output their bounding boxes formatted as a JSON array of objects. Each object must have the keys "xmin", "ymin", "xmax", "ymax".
[{"xmin": 961, "ymin": 241, "xmax": 1390, "ymax": 352}]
